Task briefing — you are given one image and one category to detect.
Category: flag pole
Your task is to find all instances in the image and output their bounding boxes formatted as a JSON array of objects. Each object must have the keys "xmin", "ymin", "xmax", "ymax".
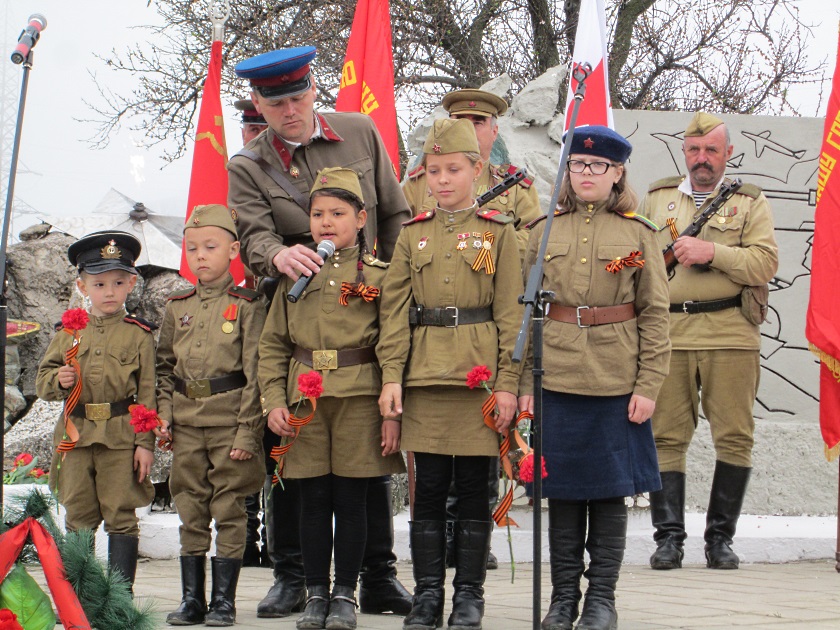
[{"xmin": 210, "ymin": 0, "xmax": 230, "ymax": 42}]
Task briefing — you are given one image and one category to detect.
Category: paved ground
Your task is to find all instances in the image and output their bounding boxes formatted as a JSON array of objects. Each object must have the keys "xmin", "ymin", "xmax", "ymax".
[{"xmin": 132, "ymin": 558, "xmax": 840, "ymax": 629}]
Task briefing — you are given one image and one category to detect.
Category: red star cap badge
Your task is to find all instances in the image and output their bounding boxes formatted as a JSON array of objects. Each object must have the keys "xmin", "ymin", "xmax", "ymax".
[
  {"xmin": 584, "ymin": 137, "xmax": 594, "ymax": 148},
  {"xmin": 433, "ymin": 143, "xmax": 441, "ymax": 153},
  {"xmin": 469, "ymin": 101, "xmax": 476, "ymax": 107},
  {"xmin": 321, "ymin": 176, "xmax": 328, "ymax": 184}
]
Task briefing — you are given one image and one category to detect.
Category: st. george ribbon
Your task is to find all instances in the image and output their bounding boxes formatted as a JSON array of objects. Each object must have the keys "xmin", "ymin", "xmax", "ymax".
[
  {"xmin": 286, "ymin": 240, "xmax": 336, "ymax": 303},
  {"xmin": 11, "ymin": 14, "xmax": 47, "ymax": 64}
]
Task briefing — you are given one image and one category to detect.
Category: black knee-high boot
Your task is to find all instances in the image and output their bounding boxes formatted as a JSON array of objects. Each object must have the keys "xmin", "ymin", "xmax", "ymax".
[
  {"xmin": 649, "ymin": 472, "xmax": 686, "ymax": 570},
  {"xmin": 576, "ymin": 500, "xmax": 626, "ymax": 630},
  {"xmin": 447, "ymin": 520, "xmax": 492, "ymax": 630},
  {"xmin": 705, "ymin": 461, "xmax": 751, "ymax": 570},
  {"xmin": 108, "ymin": 534, "xmax": 139, "ymax": 595},
  {"xmin": 541, "ymin": 501, "xmax": 587, "ymax": 630},
  {"xmin": 166, "ymin": 555, "xmax": 207, "ymax": 626},
  {"xmin": 403, "ymin": 521, "xmax": 446, "ymax": 630},
  {"xmin": 205, "ymin": 557, "xmax": 242, "ymax": 627}
]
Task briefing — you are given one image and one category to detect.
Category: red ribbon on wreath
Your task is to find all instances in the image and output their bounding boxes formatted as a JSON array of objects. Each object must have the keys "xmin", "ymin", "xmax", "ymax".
[{"xmin": 0, "ymin": 518, "xmax": 90, "ymax": 629}]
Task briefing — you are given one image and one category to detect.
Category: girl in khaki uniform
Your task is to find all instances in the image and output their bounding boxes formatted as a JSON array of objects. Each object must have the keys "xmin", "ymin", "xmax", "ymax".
[
  {"xmin": 259, "ymin": 167, "xmax": 404, "ymax": 630},
  {"xmin": 519, "ymin": 126, "xmax": 670, "ymax": 630},
  {"xmin": 378, "ymin": 119, "xmax": 523, "ymax": 630}
]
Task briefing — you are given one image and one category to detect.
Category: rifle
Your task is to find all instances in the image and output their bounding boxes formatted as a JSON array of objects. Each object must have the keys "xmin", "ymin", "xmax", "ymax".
[
  {"xmin": 662, "ymin": 177, "xmax": 742, "ymax": 278},
  {"xmin": 476, "ymin": 169, "xmax": 526, "ymax": 207}
]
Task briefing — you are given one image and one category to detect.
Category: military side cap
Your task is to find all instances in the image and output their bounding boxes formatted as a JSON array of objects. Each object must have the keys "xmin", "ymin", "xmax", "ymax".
[
  {"xmin": 566, "ymin": 125, "xmax": 632, "ymax": 163},
  {"xmin": 310, "ymin": 167, "xmax": 365, "ymax": 204},
  {"xmin": 423, "ymin": 118, "xmax": 480, "ymax": 155},
  {"xmin": 234, "ymin": 99, "xmax": 267, "ymax": 125},
  {"xmin": 442, "ymin": 89, "xmax": 508, "ymax": 118},
  {"xmin": 235, "ymin": 47, "xmax": 316, "ymax": 100},
  {"xmin": 185, "ymin": 204, "xmax": 238, "ymax": 239},
  {"xmin": 684, "ymin": 112, "xmax": 724, "ymax": 137},
  {"xmin": 68, "ymin": 230, "xmax": 141, "ymax": 275}
]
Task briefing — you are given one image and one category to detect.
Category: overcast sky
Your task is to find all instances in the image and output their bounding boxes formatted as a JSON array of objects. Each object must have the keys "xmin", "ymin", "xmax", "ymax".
[{"xmin": 1, "ymin": 0, "xmax": 838, "ymax": 234}]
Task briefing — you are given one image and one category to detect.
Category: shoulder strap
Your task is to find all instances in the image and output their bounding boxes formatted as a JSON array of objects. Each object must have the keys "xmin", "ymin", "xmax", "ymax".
[
  {"xmin": 234, "ymin": 149, "xmax": 310, "ymax": 212},
  {"xmin": 228, "ymin": 286, "xmax": 261, "ymax": 302}
]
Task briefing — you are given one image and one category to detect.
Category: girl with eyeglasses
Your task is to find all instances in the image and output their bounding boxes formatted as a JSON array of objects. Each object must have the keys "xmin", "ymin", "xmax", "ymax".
[{"xmin": 519, "ymin": 125, "xmax": 671, "ymax": 630}]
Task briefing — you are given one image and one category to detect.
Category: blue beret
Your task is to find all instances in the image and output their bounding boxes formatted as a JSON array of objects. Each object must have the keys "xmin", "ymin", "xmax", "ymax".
[
  {"xmin": 566, "ymin": 125, "xmax": 632, "ymax": 163},
  {"xmin": 235, "ymin": 47, "xmax": 317, "ymax": 99}
]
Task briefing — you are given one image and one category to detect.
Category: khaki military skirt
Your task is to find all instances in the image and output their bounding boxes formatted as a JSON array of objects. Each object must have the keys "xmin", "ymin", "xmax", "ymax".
[
  {"xmin": 282, "ymin": 394, "xmax": 405, "ymax": 479},
  {"xmin": 401, "ymin": 385, "xmax": 500, "ymax": 457}
]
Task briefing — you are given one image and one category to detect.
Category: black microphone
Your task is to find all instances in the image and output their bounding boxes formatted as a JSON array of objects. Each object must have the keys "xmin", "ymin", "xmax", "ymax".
[
  {"xmin": 11, "ymin": 14, "xmax": 47, "ymax": 64},
  {"xmin": 286, "ymin": 240, "xmax": 336, "ymax": 303}
]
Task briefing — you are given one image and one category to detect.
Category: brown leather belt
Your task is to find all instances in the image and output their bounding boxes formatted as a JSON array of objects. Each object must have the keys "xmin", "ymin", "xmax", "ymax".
[
  {"xmin": 174, "ymin": 371, "xmax": 246, "ymax": 399},
  {"xmin": 408, "ymin": 305, "xmax": 493, "ymax": 327},
  {"xmin": 71, "ymin": 396, "xmax": 134, "ymax": 421},
  {"xmin": 546, "ymin": 302, "xmax": 636, "ymax": 328},
  {"xmin": 669, "ymin": 295, "xmax": 741, "ymax": 314},
  {"xmin": 293, "ymin": 345, "xmax": 377, "ymax": 371}
]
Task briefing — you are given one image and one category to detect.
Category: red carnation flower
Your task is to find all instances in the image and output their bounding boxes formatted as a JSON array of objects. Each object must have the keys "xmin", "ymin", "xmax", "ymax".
[
  {"xmin": 466, "ymin": 365, "xmax": 492, "ymax": 389},
  {"xmin": 519, "ymin": 452, "xmax": 548, "ymax": 483},
  {"xmin": 129, "ymin": 404, "xmax": 161, "ymax": 433},
  {"xmin": 298, "ymin": 371, "xmax": 324, "ymax": 399},
  {"xmin": 29, "ymin": 467, "xmax": 46, "ymax": 479},
  {"xmin": 13, "ymin": 453, "xmax": 33, "ymax": 467},
  {"xmin": 61, "ymin": 308, "xmax": 89, "ymax": 332},
  {"xmin": 0, "ymin": 609, "xmax": 23, "ymax": 630}
]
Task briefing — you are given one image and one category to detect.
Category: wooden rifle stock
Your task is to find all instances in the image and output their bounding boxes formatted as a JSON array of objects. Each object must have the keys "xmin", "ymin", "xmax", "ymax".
[{"xmin": 662, "ymin": 178, "xmax": 743, "ymax": 278}]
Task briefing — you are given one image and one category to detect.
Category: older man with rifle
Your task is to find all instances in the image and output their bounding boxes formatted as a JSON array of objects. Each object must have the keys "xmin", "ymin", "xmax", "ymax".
[{"xmin": 637, "ymin": 112, "xmax": 778, "ymax": 571}]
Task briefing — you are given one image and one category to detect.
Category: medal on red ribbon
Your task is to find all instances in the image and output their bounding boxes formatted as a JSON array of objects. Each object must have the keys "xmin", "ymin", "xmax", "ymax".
[{"xmin": 222, "ymin": 304, "xmax": 237, "ymax": 334}]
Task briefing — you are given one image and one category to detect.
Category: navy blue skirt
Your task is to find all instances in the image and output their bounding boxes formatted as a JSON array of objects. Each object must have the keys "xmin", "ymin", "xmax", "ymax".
[{"xmin": 541, "ymin": 389, "xmax": 661, "ymax": 501}]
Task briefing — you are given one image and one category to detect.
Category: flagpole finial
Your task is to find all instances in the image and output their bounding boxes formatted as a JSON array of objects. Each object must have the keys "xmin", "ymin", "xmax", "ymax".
[{"xmin": 210, "ymin": 0, "xmax": 230, "ymax": 42}]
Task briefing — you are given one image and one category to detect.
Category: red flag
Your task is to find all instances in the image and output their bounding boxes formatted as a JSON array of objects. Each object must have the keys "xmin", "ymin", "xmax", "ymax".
[
  {"xmin": 335, "ymin": 0, "xmax": 401, "ymax": 178},
  {"xmin": 180, "ymin": 40, "xmax": 245, "ymax": 284},
  {"xmin": 806, "ymin": 23, "xmax": 840, "ymax": 460},
  {"xmin": 563, "ymin": 0, "xmax": 613, "ymax": 131}
]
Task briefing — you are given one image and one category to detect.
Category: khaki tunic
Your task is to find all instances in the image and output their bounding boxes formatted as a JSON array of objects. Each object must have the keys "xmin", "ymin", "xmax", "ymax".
[
  {"xmin": 521, "ymin": 200, "xmax": 671, "ymax": 401},
  {"xmin": 258, "ymin": 247, "xmax": 404, "ymax": 477},
  {"xmin": 403, "ymin": 162, "xmax": 542, "ymax": 259},
  {"xmin": 377, "ymin": 207, "xmax": 524, "ymax": 455},
  {"xmin": 36, "ymin": 308, "xmax": 157, "ymax": 532},
  {"xmin": 637, "ymin": 176, "xmax": 778, "ymax": 350},
  {"xmin": 227, "ymin": 112, "xmax": 411, "ymax": 276}
]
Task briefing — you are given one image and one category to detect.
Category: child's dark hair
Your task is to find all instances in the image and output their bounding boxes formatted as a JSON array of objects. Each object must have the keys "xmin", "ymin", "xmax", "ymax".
[{"xmin": 309, "ymin": 188, "xmax": 369, "ymax": 283}]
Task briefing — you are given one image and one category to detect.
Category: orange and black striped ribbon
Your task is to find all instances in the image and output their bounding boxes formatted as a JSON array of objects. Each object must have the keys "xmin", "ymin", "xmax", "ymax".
[
  {"xmin": 665, "ymin": 217, "xmax": 679, "ymax": 241},
  {"xmin": 270, "ymin": 397, "xmax": 318, "ymax": 483},
  {"xmin": 339, "ymin": 282, "xmax": 380, "ymax": 306},
  {"xmin": 605, "ymin": 250, "xmax": 645, "ymax": 274},
  {"xmin": 471, "ymin": 232, "xmax": 495, "ymax": 275},
  {"xmin": 57, "ymin": 335, "xmax": 82, "ymax": 455},
  {"xmin": 492, "ymin": 410, "xmax": 534, "ymax": 526}
]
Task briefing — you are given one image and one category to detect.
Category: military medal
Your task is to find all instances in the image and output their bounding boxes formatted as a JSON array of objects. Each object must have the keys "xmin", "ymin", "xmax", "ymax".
[
  {"xmin": 471, "ymin": 232, "xmax": 496, "ymax": 274},
  {"xmin": 667, "ymin": 202, "xmax": 676, "ymax": 211},
  {"xmin": 290, "ymin": 166, "xmax": 300, "ymax": 178},
  {"xmin": 222, "ymin": 304, "xmax": 238, "ymax": 334},
  {"xmin": 457, "ymin": 241, "xmax": 467, "ymax": 250},
  {"xmin": 472, "ymin": 240, "xmax": 483, "ymax": 249},
  {"xmin": 180, "ymin": 314, "xmax": 193, "ymax": 328},
  {"xmin": 418, "ymin": 237, "xmax": 428, "ymax": 250}
]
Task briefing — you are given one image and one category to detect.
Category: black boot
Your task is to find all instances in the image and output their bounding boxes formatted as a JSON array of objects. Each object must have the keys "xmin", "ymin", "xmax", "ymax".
[
  {"xmin": 649, "ymin": 472, "xmax": 686, "ymax": 570},
  {"xmin": 358, "ymin": 476, "xmax": 412, "ymax": 615},
  {"xmin": 445, "ymin": 519, "xmax": 457, "ymax": 569},
  {"xmin": 205, "ymin": 557, "xmax": 241, "ymax": 626},
  {"xmin": 166, "ymin": 556, "xmax": 207, "ymax": 626},
  {"xmin": 297, "ymin": 584, "xmax": 329, "ymax": 629},
  {"xmin": 403, "ymin": 521, "xmax": 446, "ymax": 630},
  {"xmin": 243, "ymin": 490, "xmax": 262, "ymax": 567},
  {"xmin": 108, "ymin": 534, "xmax": 139, "ymax": 595},
  {"xmin": 325, "ymin": 584, "xmax": 358, "ymax": 630},
  {"xmin": 486, "ymin": 458, "xmax": 499, "ymax": 571},
  {"xmin": 705, "ymin": 461, "xmax": 751, "ymax": 570},
  {"xmin": 258, "ymin": 476, "xmax": 307, "ymax": 617},
  {"xmin": 576, "ymin": 500, "xmax": 626, "ymax": 630},
  {"xmin": 541, "ymin": 501, "xmax": 586, "ymax": 630},
  {"xmin": 447, "ymin": 520, "xmax": 491, "ymax": 630}
]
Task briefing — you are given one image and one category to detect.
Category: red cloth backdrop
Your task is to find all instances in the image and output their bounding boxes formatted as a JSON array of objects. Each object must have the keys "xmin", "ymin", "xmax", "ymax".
[
  {"xmin": 179, "ymin": 40, "xmax": 245, "ymax": 284},
  {"xmin": 563, "ymin": 0, "xmax": 613, "ymax": 131},
  {"xmin": 335, "ymin": 0, "xmax": 401, "ymax": 178},
  {"xmin": 806, "ymin": 24, "xmax": 840, "ymax": 460}
]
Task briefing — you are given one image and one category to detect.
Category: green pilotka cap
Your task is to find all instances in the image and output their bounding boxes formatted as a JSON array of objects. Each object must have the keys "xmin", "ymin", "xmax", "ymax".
[
  {"xmin": 184, "ymin": 204, "xmax": 238, "ymax": 238},
  {"xmin": 422, "ymin": 118, "xmax": 480, "ymax": 155},
  {"xmin": 684, "ymin": 112, "xmax": 725, "ymax": 137},
  {"xmin": 310, "ymin": 167, "xmax": 365, "ymax": 204}
]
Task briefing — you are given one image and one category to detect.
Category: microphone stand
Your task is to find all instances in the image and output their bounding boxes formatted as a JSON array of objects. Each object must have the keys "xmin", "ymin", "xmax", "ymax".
[
  {"xmin": 511, "ymin": 63, "xmax": 592, "ymax": 630},
  {"xmin": 1, "ymin": 50, "xmax": 38, "ymax": 506}
]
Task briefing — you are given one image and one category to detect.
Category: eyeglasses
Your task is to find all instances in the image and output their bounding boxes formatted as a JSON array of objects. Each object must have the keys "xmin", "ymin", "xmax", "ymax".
[{"xmin": 566, "ymin": 160, "xmax": 616, "ymax": 175}]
